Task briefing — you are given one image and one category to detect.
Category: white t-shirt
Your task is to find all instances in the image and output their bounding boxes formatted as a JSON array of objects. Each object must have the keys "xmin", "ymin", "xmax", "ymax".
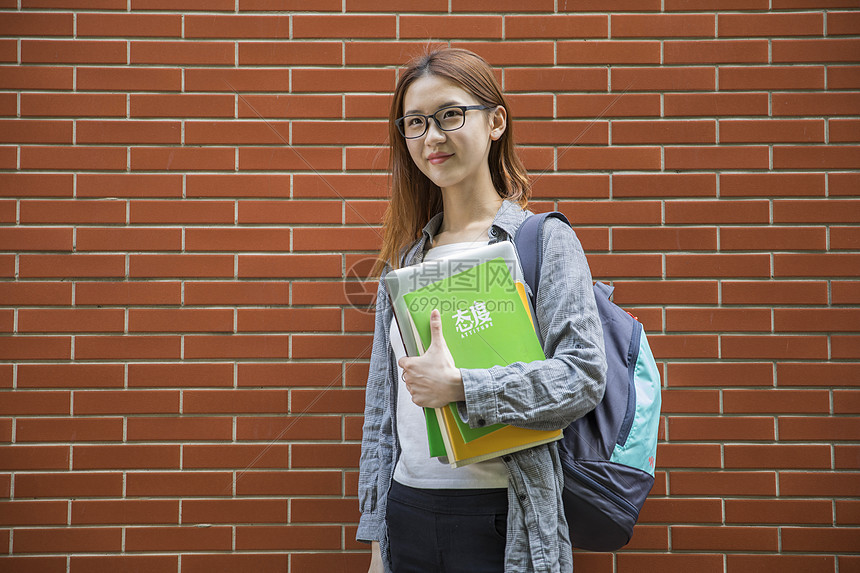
[{"xmin": 391, "ymin": 240, "xmax": 508, "ymax": 489}]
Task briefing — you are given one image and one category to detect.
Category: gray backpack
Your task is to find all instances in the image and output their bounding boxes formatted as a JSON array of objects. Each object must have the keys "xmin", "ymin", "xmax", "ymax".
[{"xmin": 515, "ymin": 212, "xmax": 662, "ymax": 552}]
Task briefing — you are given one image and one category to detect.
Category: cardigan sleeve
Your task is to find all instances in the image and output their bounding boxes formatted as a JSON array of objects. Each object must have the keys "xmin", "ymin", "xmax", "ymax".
[
  {"xmin": 459, "ymin": 217, "xmax": 607, "ymax": 432},
  {"xmin": 356, "ymin": 279, "xmax": 394, "ymax": 542}
]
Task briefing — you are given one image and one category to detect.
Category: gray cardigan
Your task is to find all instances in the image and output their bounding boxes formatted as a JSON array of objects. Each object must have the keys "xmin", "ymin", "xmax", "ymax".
[{"xmin": 357, "ymin": 200, "xmax": 607, "ymax": 572}]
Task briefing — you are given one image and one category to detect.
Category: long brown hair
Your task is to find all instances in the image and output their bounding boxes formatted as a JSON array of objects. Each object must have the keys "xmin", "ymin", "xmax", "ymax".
[{"xmin": 373, "ymin": 48, "xmax": 531, "ymax": 275}]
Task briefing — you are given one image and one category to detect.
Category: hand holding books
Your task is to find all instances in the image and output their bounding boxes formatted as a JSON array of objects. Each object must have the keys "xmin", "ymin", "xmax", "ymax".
[
  {"xmin": 397, "ymin": 309, "xmax": 465, "ymax": 409},
  {"xmin": 383, "ymin": 242, "xmax": 563, "ymax": 468}
]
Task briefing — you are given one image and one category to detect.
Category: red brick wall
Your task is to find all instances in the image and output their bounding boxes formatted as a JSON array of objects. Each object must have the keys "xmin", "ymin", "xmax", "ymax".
[{"xmin": 1, "ymin": 3, "xmax": 858, "ymax": 572}]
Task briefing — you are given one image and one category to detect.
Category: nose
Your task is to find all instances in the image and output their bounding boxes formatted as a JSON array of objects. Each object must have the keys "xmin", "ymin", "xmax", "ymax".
[{"xmin": 424, "ymin": 119, "xmax": 447, "ymax": 144}]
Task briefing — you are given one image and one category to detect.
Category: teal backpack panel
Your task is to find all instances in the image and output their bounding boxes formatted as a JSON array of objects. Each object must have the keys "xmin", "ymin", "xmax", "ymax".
[{"xmin": 610, "ymin": 328, "xmax": 661, "ymax": 476}]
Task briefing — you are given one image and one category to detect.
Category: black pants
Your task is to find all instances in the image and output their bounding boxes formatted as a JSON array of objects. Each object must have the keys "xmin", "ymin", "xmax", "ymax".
[{"xmin": 386, "ymin": 480, "xmax": 508, "ymax": 573}]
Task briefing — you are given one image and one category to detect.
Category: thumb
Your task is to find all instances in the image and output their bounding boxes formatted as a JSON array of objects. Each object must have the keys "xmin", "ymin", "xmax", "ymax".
[{"xmin": 428, "ymin": 309, "xmax": 446, "ymax": 348}]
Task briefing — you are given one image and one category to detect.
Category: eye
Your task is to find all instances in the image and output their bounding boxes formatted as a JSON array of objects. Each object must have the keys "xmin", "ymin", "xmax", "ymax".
[
  {"xmin": 406, "ymin": 116, "xmax": 425, "ymax": 126},
  {"xmin": 440, "ymin": 107, "xmax": 464, "ymax": 119}
]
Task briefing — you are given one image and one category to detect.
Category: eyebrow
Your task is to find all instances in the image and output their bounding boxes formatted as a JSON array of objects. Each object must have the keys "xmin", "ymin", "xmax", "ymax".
[{"xmin": 403, "ymin": 100, "xmax": 462, "ymax": 116}]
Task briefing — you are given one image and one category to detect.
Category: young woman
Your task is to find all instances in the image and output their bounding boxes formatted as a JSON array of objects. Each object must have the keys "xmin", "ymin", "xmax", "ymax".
[{"xmin": 357, "ymin": 48, "xmax": 607, "ymax": 573}]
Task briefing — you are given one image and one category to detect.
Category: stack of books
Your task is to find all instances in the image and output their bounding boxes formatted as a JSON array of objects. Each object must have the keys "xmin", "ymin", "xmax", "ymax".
[{"xmin": 383, "ymin": 242, "xmax": 563, "ymax": 468}]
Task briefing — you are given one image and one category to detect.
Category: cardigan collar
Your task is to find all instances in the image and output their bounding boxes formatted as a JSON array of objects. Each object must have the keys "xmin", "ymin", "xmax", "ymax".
[{"xmin": 404, "ymin": 199, "xmax": 530, "ymax": 266}]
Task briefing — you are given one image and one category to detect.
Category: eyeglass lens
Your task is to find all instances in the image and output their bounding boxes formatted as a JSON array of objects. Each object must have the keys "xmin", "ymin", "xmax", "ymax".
[{"xmin": 401, "ymin": 107, "xmax": 466, "ymax": 138}]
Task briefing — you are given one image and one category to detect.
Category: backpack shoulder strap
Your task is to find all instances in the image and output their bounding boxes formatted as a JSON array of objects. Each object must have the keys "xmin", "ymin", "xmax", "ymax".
[{"xmin": 513, "ymin": 211, "xmax": 571, "ymax": 296}]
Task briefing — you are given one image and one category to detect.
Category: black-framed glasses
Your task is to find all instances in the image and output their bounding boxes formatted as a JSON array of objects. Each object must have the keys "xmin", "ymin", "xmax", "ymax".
[{"xmin": 395, "ymin": 105, "xmax": 493, "ymax": 139}]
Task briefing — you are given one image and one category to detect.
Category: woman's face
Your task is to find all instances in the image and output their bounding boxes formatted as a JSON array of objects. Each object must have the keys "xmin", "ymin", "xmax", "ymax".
[{"xmin": 400, "ymin": 74, "xmax": 504, "ymax": 193}]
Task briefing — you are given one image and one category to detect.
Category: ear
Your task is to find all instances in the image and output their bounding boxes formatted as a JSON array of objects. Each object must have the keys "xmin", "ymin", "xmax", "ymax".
[{"xmin": 489, "ymin": 105, "xmax": 507, "ymax": 141}]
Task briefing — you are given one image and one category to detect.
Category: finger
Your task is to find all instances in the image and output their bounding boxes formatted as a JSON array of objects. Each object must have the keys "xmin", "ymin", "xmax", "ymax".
[{"xmin": 429, "ymin": 308, "xmax": 445, "ymax": 346}]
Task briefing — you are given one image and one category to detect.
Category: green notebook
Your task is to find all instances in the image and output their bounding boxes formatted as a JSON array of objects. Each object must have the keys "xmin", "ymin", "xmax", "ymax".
[
  {"xmin": 403, "ymin": 257, "xmax": 546, "ymax": 445},
  {"xmin": 424, "ymin": 405, "xmax": 446, "ymax": 457}
]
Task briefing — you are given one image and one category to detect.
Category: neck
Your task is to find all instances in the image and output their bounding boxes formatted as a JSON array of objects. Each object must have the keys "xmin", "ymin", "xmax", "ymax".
[{"xmin": 438, "ymin": 180, "xmax": 503, "ymax": 236}]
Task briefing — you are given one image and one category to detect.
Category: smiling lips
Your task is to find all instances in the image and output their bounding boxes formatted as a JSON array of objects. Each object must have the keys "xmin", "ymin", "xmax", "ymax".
[{"xmin": 427, "ymin": 152, "xmax": 453, "ymax": 165}]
